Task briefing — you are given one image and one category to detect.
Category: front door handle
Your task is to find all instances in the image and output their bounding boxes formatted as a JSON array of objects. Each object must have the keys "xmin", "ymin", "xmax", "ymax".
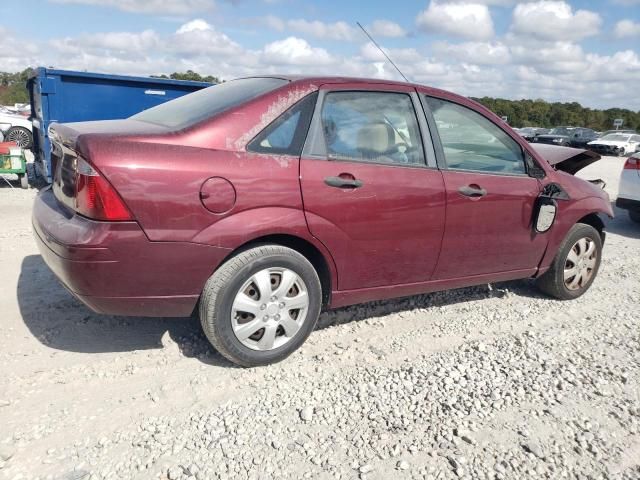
[
  {"xmin": 458, "ymin": 185, "xmax": 487, "ymax": 197},
  {"xmin": 324, "ymin": 176, "xmax": 363, "ymax": 189}
]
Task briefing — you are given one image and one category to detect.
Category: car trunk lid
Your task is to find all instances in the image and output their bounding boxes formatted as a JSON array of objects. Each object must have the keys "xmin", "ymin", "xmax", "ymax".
[{"xmin": 530, "ymin": 143, "xmax": 601, "ymax": 175}]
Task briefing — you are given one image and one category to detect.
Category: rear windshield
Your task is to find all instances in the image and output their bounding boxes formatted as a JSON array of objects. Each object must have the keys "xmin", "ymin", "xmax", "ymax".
[{"xmin": 131, "ymin": 77, "xmax": 288, "ymax": 129}]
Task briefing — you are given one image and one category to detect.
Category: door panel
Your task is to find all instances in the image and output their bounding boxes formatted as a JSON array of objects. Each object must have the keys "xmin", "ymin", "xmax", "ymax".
[
  {"xmin": 301, "ymin": 158, "xmax": 446, "ymax": 290},
  {"xmin": 433, "ymin": 170, "xmax": 546, "ymax": 279}
]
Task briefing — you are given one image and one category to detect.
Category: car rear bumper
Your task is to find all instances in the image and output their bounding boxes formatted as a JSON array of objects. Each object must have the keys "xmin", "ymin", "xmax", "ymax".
[{"xmin": 32, "ymin": 187, "xmax": 232, "ymax": 317}]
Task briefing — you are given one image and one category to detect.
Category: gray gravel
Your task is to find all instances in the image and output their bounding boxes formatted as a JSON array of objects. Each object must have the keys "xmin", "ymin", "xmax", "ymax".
[{"xmin": 0, "ymin": 156, "xmax": 639, "ymax": 480}]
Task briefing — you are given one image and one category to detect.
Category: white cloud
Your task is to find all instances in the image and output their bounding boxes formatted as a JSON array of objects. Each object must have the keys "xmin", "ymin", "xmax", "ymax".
[
  {"xmin": 614, "ymin": 19, "xmax": 640, "ymax": 38},
  {"xmin": 433, "ymin": 0, "xmax": 517, "ymax": 4},
  {"xmin": 49, "ymin": 0, "xmax": 215, "ymax": 15},
  {"xmin": 360, "ymin": 43, "xmax": 422, "ymax": 63},
  {"xmin": 510, "ymin": 1, "xmax": 601, "ymax": 41},
  {"xmin": 368, "ymin": 20, "xmax": 407, "ymax": 38},
  {"xmin": 172, "ymin": 19, "xmax": 243, "ymax": 57},
  {"xmin": 510, "ymin": 41, "xmax": 588, "ymax": 74},
  {"xmin": 0, "ymin": 28, "xmax": 39, "ymax": 72},
  {"xmin": 262, "ymin": 37, "xmax": 334, "ymax": 65},
  {"xmin": 261, "ymin": 17, "xmax": 406, "ymax": 41},
  {"xmin": 416, "ymin": 1, "xmax": 495, "ymax": 40},
  {"xmin": 432, "ymin": 41, "xmax": 511, "ymax": 65},
  {"xmin": 286, "ymin": 19, "xmax": 357, "ymax": 41}
]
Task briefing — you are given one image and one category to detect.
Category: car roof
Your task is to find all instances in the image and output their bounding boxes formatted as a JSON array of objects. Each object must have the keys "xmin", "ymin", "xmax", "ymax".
[{"xmin": 236, "ymin": 74, "xmax": 457, "ymax": 98}]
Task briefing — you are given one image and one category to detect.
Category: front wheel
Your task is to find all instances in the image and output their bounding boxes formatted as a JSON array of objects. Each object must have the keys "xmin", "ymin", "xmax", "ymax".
[
  {"xmin": 536, "ymin": 223, "xmax": 602, "ymax": 300},
  {"xmin": 199, "ymin": 245, "xmax": 322, "ymax": 367},
  {"xmin": 629, "ymin": 211, "xmax": 640, "ymax": 224},
  {"xmin": 618, "ymin": 148, "xmax": 626, "ymax": 157}
]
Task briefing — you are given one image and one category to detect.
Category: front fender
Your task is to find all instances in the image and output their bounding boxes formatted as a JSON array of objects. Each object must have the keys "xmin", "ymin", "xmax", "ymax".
[{"xmin": 537, "ymin": 196, "xmax": 612, "ymax": 272}]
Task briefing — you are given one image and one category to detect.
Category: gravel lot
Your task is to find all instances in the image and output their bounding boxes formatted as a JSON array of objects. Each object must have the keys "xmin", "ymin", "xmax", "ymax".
[{"xmin": 1, "ymin": 156, "xmax": 639, "ymax": 480}]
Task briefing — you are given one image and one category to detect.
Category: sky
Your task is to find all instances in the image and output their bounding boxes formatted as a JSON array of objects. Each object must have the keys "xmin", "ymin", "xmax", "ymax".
[{"xmin": 1, "ymin": 0, "xmax": 639, "ymax": 110}]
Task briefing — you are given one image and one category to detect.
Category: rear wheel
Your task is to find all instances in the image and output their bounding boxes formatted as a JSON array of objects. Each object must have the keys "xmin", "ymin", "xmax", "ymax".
[
  {"xmin": 536, "ymin": 223, "xmax": 602, "ymax": 300},
  {"xmin": 5, "ymin": 127, "xmax": 32, "ymax": 149},
  {"xmin": 199, "ymin": 245, "xmax": 322, "ymax": 367},
  {"xmin": 618, "ymin": 148, "xmax": 626, "ymax": 157}
]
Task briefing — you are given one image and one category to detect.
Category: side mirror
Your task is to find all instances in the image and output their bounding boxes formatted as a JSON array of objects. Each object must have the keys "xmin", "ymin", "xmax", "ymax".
[{"xmin": 534, "ymin": 197, "xmax": 557, "ymax": 233}]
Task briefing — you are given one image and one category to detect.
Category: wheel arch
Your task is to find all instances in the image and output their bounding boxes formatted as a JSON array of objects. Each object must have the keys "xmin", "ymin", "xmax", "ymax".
[
  {"xmin": 218, "ymin": 233, "xmax": 334, "ymax": 308},
  {"xmin": 576, "ymin": 212, "xmax": 606, "ymax": 243}
]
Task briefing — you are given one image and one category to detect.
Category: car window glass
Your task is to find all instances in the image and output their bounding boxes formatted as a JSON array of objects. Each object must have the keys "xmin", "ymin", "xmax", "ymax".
[
  {"xmin": 320, "ymin": 91, "xmax": 425, "ymax": 166},
  {"xmin": 131, "ymin": 77, "xmax": 288, "ymax": 129},
  {"xmin": 248, "ymin": 93, "xmax": 317, "ymax": 156},
  {"xmin": 425, "ymin": 96, "xmax": 525, "ymax": 175}
]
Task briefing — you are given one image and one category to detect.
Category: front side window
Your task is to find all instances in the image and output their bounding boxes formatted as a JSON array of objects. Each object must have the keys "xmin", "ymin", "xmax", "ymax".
[
  {"xmin": 425, "ymin": 96, "xmax": 525, "ymax": 175},
  {"xmin": 320, "ymin": 91, "xmax": 425, "ymax": 166}
]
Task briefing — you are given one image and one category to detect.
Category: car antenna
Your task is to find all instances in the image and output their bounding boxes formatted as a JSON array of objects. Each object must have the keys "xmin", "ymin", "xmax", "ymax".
[{"xmin": 356, "ymin": 21, "xmax": 411, "ymax": 83}]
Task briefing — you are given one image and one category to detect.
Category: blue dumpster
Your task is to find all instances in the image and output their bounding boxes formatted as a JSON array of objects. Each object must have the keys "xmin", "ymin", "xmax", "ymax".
[{"xmin": 28, "ymin": 67, "xmax": 212, "ymax": 181}]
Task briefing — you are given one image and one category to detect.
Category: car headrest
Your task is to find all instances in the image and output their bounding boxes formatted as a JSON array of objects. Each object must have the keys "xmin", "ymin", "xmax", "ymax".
[{"xmin": 357, "ymin": 123, "xmax": 393, "ymax": 154}]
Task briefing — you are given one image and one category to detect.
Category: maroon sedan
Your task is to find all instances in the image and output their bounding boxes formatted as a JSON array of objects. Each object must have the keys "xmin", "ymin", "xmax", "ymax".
[{"xmin": 33, "ymin": 76, "xmax": 612, "ymax": 366}]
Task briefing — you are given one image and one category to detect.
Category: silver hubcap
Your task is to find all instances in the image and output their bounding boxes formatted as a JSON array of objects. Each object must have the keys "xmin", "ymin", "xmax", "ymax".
[
  {"xmin": 564, "ymin": 237, "xmax": 597, "ymax": 291},
  {"xmin": 7, "ymin": 129, "xmax": 30, "ymax": 148},
  {"xmin": 231, "ymin": 267, "xmax": 309, "ymax": 351}
]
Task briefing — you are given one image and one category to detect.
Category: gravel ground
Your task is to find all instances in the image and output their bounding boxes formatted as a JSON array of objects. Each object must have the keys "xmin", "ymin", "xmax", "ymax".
[{"xmin": 0, "ymin": 156, "xmax": 639, "ymax": 480}]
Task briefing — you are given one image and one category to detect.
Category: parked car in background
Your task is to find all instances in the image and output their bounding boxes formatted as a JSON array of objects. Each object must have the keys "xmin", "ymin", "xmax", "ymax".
[
  {"xmin": 616, "ymin": 152, "xmax": 640, "ymax": 224},
  {"xmin": 533, "ymin": 126, "xmax": 577, "ymax": 146},
  {"xmin": 588, "ymin": 133, "xmax": 640, "ymax": 156},
  {"xmin": 0, "ymin": 110, "xmax": 33, "ymax": 149},
  {"xmin": 569, "ymin": 128, "xmax": 599, "ymax": 149},
  {"xmin": 33, "ymin": 75, "xmax": 612, "ymax": 367},
  {"xmin": 600, "ymin": 129, "xmax": 637, "ymax": 137},
  {"xmin": 516, "ymin": 127, "xmax": 549, "ymax": 142}
]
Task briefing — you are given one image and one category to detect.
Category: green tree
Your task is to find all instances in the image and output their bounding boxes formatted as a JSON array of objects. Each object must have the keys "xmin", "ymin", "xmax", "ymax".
[{"xmin": 152, "ymin": 70, "xmax": 220, "ymax": 83}]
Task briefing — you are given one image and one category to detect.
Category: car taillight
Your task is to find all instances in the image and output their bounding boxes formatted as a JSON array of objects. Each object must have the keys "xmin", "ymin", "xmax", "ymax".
[
  {"xmin": 75, "ymin": 157, "xmax": 133, "ymax": 221},
  {"xmin": 624, "ymin": 157, "xmax": 640, "ymax": 170}
]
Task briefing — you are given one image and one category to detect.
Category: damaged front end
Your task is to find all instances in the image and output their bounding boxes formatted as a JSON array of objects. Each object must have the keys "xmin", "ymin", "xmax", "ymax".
[{"xmin": 530, "ymin": 143, "xmax": 606, "ymax": 188}]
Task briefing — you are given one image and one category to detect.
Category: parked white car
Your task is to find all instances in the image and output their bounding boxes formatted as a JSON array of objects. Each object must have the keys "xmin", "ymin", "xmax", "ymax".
[
  {"xmin": 588, "ymin": 133, "xmax": 640, "ymax": 157},
  {"xmin": 616, "ymin": 152, "xmax": 640, "ymax": 224},
  {"xmin": 0, "ymin": 111, "xmax": 33, "ymax": 148}
]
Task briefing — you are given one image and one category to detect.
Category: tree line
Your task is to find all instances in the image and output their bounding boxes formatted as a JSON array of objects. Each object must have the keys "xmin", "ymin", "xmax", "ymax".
[
  {"xmin": 1, "ymin": 68, "xmax": 638, "ymax": 131},
  {"xmin": 472, "ymin": 96, "xmax": 640, "ymax": 131}
]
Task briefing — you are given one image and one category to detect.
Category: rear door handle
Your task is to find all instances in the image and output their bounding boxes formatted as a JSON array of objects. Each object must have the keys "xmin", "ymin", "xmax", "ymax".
[
  {"xmin": 324, "ymin": 176, "xmax": 363, "ymax": 189},
  {"xmin": 458, "ymin": 185, "xmax": 487, "ymax": 197}
]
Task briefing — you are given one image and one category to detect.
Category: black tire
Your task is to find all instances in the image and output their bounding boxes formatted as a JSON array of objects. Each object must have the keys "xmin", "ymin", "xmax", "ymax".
[
  {"xmin": 5, "ymin": 126, "xmax": 33, "ymax": 149},
  {"xmin": 199, "ymin": 245, "xmax": 322, "ymax": 367},
  {"xmin": 629, "ymin": 211, "xmax": 640, "ymax": 224},
  {"xmin": 535, "ymin": 223, "xmax": 602, "ymax": 300},
  {"xmin": 618, "ymin": 148, "xmax": 626, "ymax": 157},
  {"xmin": 19, "ymin": 174, "xmax": 28, "ymax": 189}
]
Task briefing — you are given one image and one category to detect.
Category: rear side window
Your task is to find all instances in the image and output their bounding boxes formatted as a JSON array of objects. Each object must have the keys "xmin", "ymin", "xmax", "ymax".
[
  {"xmin": 320, "ymin": 91, "xmax": 426, "ymax": 166},
  {"xmin": 247, "ymin": 92, "xmax": 318, "ymax": 156},
  {"xmin": 131, "ymin": 77, "xmax": 288, "ymax": 129},
  {"xmin": 425, "ymin": 96, "xmax": 525, "ymax": 175}
]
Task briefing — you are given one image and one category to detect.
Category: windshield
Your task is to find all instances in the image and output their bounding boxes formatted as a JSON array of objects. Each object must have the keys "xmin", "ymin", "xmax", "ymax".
[
  {"xmin": 601, "ymin": 133, "xmax": 631, "ymax": 142},
  {"xmin": 131, "ymin": 77, "xmax": 288, "ymax": 129},
  {"xmin": 549, "ymin": 127, "xmax": 572, "ymax": 136}
]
